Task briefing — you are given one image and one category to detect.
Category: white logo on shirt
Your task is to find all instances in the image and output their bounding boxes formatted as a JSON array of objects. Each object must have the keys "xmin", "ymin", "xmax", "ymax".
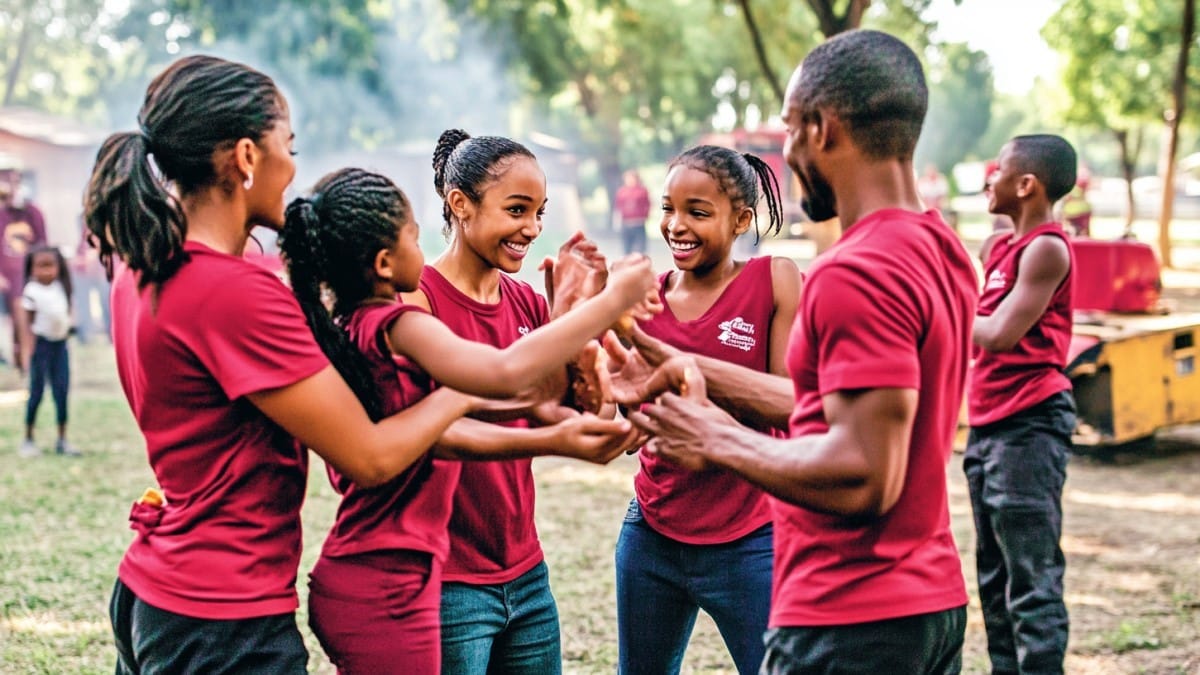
[
  {"xmin": 517, "ymin": 326, "xmax": 531, "ymax": 336},
  {"xmin": 717, "ymin": 316, "xmax": 756, "ymax": 352},
  {"xmin": 985, "ymin": 269, "xmax": 1007, "ymax": 291}
]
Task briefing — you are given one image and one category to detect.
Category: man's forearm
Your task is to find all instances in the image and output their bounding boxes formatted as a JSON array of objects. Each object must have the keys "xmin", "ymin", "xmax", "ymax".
[{"xmin": 694, "ymin": 354, "xmax": 794, "ymax": 429}]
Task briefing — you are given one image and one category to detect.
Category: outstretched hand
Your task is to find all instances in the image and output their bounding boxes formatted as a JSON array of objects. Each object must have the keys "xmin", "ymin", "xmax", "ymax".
[
  {"xmin": 628, "ymin": 389, "xmax": 735, "ymax": 473},
  {"xmin": 551, "ymin": 414, "xmax": 647, "ymax": 465},
  {"xmin": 541, "ymin": 232, "xmax": 608, "ymax": 320},
  {"xmin": 603, "ymin": 328, "xmax": 688, "ymax": 405}
]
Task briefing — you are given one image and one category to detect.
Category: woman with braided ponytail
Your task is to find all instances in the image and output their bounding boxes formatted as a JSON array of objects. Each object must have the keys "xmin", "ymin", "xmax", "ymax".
[
  {"xmin": 609, "ymin": 145, "xmax": 802, "ymax": 674},
  {"xmin": 84, "ymin": 56, "xmax": 498, "ymax": 673},
  {"xmin": 403, "ymin": 128, "xmax": 655, "ymax": 674},
  {"xmin": 277, "ymin": 167, "xmax": 652, "ymax": 673}
]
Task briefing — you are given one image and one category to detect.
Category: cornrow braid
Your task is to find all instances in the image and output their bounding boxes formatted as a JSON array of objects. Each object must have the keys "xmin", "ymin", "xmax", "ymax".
[
  {"xmin": 279, "ymin": 168, "xmax": 413, "ymax": 421},
  {"xmin": 669, "ymin": 145, "xmax": 785, "ymax": 243}
]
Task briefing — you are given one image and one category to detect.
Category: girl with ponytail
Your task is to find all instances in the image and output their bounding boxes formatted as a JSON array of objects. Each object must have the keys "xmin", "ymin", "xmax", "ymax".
[
  {"xmin": 84, "ymin": 56, "xmax": 499, "ymax": 673},
  {"xmin": 609, "ymin": 145, "xmax": 802, "ymax": 673},
  {"xmin": 276, "ymin": 167, "xmax": 653, "ymax": 673},
  {"xmin": 410, "ymin": 128, "xmax": 655, "ymax": 674}
]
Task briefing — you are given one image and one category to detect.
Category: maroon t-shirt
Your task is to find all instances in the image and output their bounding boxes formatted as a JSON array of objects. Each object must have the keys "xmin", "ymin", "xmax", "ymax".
[
  {"xmin": 614, "ymin": 183, "xmax": 651, "ymax": 222},
  {"xmin": 112, "ymin": 241, "xmax": 329, "ymax": 620},
  {"xmin": 636, "ymin": 256, "xmax": 777, "ymax": 544},
  {"xmin": 969, "ymin": 224, "xmax": 1074, "ymax": 426},
  {"xmin": 319, "ymin": 302, "xmax": 462, "ymax": 561},
  {"xmin": 776, "ymin": 209, "xmax": 976, "ymax": 627},
  {"xmin": 0, "ymin": 203, "xmax": 46, "ymax": 296},
  {"xmin": 420, "ymin": 266, "xmax": 548, "ymax": 584}
]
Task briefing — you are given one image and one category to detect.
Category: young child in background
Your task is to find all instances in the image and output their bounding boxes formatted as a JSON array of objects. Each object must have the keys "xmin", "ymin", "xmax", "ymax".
[
  {"xmin": 614, "ymin": 145, "xmax": 801, "ymax": 674},
  {"xmin": 969, "ymin": 134, "xmax": 1078, "ymax": 675},
  {"xmin": 278, "ymin": 167, "xmax": 652, "ymax": 674},
  {"xmin": 20, "ymin": 245, "xmax": 78, "ymax": 457}
]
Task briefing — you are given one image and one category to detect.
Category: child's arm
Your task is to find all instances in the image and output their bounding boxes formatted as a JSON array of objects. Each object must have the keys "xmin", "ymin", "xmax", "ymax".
[
  {"xmin": 974, "ymin": 235, "xmax": 1070, "ymax": 352},
  {"xmin": 390, "ymin": 258, "xmax": 655, "ymax": 399},
  {"xmin": 16, "ymin": 292, "xmax": 35, "ymax": 372},
  {"xmin": 433, "ymin": 415, "xmax": 641, "ymax": 464}
]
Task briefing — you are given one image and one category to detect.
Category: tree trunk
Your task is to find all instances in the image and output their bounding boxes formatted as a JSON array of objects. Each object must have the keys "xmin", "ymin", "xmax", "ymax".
[
  {"xmin": 2, "ymin": 15, "xmax": 32, "ymax": 107},
  {"xmin": 1157, "ymin": 0, "xmax": 1195, "ymax": 268},
  {"xmin": 1113, "ymin": 128, "xmax": 1142, "ymax": 234},
  {"xmin": 736, "ymin": 0, "xmax": 785, "ymax": 106},
  {"xmin": 806, "ymin": 0, "xmax": 871, "ymax": 37}
]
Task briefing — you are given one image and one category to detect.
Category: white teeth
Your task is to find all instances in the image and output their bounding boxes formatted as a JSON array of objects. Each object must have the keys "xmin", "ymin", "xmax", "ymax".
[
  {"xmin": 504, "ymin": 241, "xmax": 529, "ymax": 253},
  {"xmin": 669, "ymin": 240, "xmax": 699, "ymax": 252}
]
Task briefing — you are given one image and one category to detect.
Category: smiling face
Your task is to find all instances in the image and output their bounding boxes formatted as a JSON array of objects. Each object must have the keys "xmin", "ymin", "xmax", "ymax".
[
  {"xmin": 987, "ymin": 142, "xmax": 1021, "ymax": 217},
  {"xmin": 458, "ymin": 155, "xmax": 547, "ymax": 274},
  {"xmin": 660, "ymin": 166, "xmax": 749, "ymax": 273}
]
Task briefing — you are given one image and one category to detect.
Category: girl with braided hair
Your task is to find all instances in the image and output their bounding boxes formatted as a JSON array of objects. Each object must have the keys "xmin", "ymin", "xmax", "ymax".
[
  {"xmin": 84, "ymin": 56, "xmax": 506, "ymax": 673},
  {"xmin": 611, "ymin": 145, "xmax": 802, "ymax": 674},
  {"xmin": 404, "ymin": 128, "xmax": 655, "ymax": 674},
  {"xmin": 277, "ymin": 167, "xmax": 652, "ymax": 673}
]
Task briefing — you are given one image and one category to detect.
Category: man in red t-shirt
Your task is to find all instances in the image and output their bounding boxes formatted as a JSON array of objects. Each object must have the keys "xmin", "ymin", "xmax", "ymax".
[
  {"xmin": 613, "ymin": 169, "xmax": 651, "ymax": 255},
  {"xmin": 616, "ymin": 30, "xmax": 978, "ymax": 673},
  {"xmin": 969, "ymin": 135, "xmax": 1077, "ymax": 675}
]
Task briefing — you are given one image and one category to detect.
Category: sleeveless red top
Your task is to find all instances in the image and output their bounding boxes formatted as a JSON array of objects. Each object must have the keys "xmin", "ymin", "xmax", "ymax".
[
  {"xmin": 635, "ymin": 256, "xmax": 777, "ymax": 544},
  {"xmin": 969, "ymin": 223, "xmax": 1074, "ymax": 426}
]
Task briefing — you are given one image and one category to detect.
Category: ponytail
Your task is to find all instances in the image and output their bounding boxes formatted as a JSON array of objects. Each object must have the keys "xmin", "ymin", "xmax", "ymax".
[
  {"xmin": 84, "ymin": 132, "xmax": 186, "ymax": 287},
  {"xmin": 278, "ymin": 165, "xmax": 413, "ymax": 424},
  {"xmin": 742, "ymin": 152, "xmax": 784, "ymax": 242}
]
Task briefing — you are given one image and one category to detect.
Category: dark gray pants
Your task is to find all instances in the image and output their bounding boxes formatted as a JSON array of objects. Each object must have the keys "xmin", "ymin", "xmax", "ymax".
[{"xmin": 965, "ymin": 390, "xmax": 1074, "ymax": 675}]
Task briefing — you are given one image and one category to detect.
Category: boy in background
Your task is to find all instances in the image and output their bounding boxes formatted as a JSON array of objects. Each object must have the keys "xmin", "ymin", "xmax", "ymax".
[{"xmin": 969, "ymin": 134, "xmax": 1078, "ymax": 675}]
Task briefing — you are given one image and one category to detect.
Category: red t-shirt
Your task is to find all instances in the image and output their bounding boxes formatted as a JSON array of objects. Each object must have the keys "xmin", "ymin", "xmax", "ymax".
[
  {"xmin": 112, "ymin": 241, "xmax": 329, "ymax": 620},
  {"xmin": 319, "ymin": 302, "xmax": 462, "ymax": 561},
  {"xmin": 614, "ymin": 183, "xmax": 651, "ymax": 222},
  {"xmin": 776, "ymin": 209, "xmax": 976, "ymax": 627},
  {"xmin": 419, "ymin": 266, "xmax": 548, "ymax": 584},
  {"xmin": 969, "ymin": 224, "xmax": 1074, "ymax": 426},
  {"xmin": 0, "ymin": 203, "xmax": 46, "ymax": 296},
  {"xmin": 636, "ymin": 256, "xmax": 777, "ymax": 544}
]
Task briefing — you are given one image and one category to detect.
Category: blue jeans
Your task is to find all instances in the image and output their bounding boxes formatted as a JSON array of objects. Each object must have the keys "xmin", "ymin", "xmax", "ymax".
[
  {"xmin": 965, "ymin": 391, "xmax": 1074, "ymax": 675},
  {"xmin": 26, "ymin": 337, "xmax": 68, "ymax": 427},
  {"xmin": 615, "ymin": 499, "xmax": 773, "ymax": 674},
  {"xmin": 440, "ymin": 561, "xmax": 561, "ymax": 675}
]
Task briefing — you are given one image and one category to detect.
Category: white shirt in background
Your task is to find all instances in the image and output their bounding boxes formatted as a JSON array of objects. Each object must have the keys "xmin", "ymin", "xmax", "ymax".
[{"xmin": 21, "ymin": 280, "xmax": 71, "ymax": 341}]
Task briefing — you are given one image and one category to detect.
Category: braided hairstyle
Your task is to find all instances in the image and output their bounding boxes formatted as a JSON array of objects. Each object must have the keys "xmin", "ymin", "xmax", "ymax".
[
  {"xmin": 278, "ymin": 168, "xmax": 414, "ymax": 421},
  {"xmin": 668, "ymin": 145, "xmax": 784, "ymax": 244},
  {"xmin": 431, "ymin": 128, "xmax": 536, "ymax": 238},
  {"xmin": 83, "ymin": 55, "xmax": 285, "ymax": 288}
]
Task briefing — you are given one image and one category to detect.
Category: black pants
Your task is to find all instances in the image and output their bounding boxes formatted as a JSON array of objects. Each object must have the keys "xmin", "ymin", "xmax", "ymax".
[
  {"xmin": 621, "ymin": 220, "xmax": 647, "ymax": 255},
  {"xmin": 26, "ymin": 336, "xmax": 68, "ymax": 427},
  {"xmin": 964, "ymin": 390, "xmax": 1074, "ymax": 675},
  {"xmin": 110, "ymin": 579, "xmax": 308, "ymax": 674},
  {"xmin": 759, "ymin": 606, "xmax": 967, "ymax": 674}
]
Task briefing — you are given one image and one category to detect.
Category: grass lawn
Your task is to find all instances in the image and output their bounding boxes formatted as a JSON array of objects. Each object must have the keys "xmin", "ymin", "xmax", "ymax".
[{"xmin": 2, "ymin": 342, "xmax": 1199, "ymax": 674}]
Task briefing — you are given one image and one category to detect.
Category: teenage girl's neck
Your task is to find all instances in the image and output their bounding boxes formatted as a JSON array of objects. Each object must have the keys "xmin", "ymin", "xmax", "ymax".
[
  {"xmin": 432, "ymin": 238, "xmax": 503, "ymax": 303},
  {"xmin": 1011, "ymin": 201, "xmax": 1056, "ymax": 236},
  {"xmin": 180, "ymin": 189, "xmax": 252, "ymax": 256},
  {"xmin": 673, "ymin": 255, "xmax": 741, "ymax": 293},
  {"xmin": 833, "ymin": 158, "xmax": 924, "ymax": 232}
]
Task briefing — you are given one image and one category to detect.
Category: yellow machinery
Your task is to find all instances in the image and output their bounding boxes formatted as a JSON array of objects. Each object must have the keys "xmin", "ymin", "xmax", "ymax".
[{"xmin": 1069, "ymin": 313, "xmax": 1200, "ymax": 446}]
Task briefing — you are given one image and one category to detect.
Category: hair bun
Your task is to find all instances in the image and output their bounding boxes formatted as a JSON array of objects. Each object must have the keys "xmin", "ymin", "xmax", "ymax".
[{"xmin": 432, "ymin": 129, "xmax": 471, "ymax": 197}]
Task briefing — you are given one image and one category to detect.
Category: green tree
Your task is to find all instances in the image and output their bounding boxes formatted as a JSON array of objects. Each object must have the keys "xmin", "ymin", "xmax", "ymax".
[
  {"xmin": 1043, "ymin": 0, "xmax": 1196, "ymax": 231},
  {"xmin": 914, "ymin": 42, "xmax": 994, "ymax": 173},
  {"xmin": 1157, "ymin": 0, "xmax": 1195, "ymax": 268}
]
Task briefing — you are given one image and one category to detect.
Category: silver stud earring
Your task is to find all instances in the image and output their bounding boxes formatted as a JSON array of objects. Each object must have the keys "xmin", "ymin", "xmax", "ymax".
[{"xmin": 243, "ymin": 174, "xmax": 254, "ymax": 190}]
